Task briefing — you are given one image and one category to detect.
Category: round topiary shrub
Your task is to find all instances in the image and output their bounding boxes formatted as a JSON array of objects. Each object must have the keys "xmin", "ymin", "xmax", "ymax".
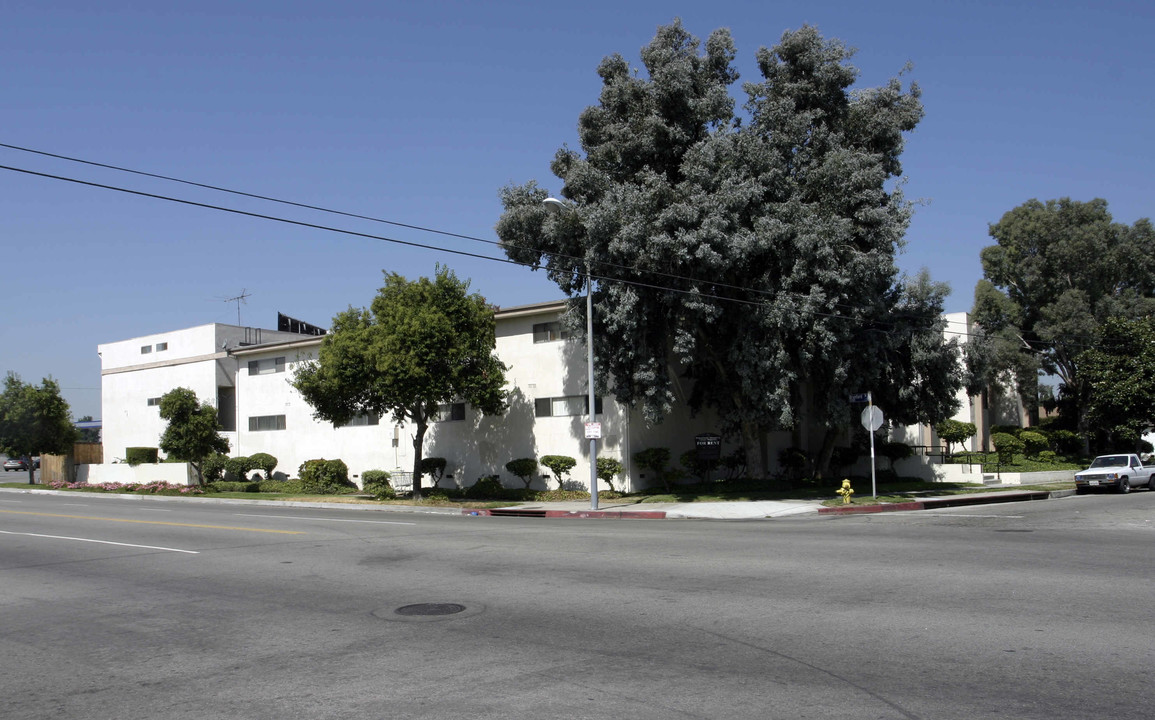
[
  {"xmin": 201, "ymin": 453, "xmax": 228, "ymax": 483},
  {"xmin": 248, "ymin": 452, "xmax": 278, "ymax": 479},
  {"xmin": 1019, "ymin": 431, "xmax": 1048, "ymax": 458},
  {"xmin": 297, "ymin": 458, "xmax": 352, "ymax": 494},
  {"xmin": 540, "ymin": 455, "xmax": 577, "ymax": 489},
  {"xmin": 465, "ymin": 474, "xmax": 505, "ymax": 499},
  {"xmin": 992, "ymin": 433, "xmax": 1024, "ymax": 464},
  {"xmin": 224, "ymin": 456, "xmax": 254, "ymax": 481},
  {"xmin": 504, "ymin": 458, "xmax": 539, "ymax": 488}
]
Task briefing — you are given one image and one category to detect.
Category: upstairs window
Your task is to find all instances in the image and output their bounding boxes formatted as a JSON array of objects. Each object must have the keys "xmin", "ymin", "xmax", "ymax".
[
  {"xmin": 247, "ymin": 357, "xmax": 286, "ymax": 375},
  {"xmin": 434, "ymin": 403, "xmax": 466, "ymax": 422},
  {"xmin": 155, "ymin": 342, "xmax": 168, "ymax": 351},
  {"xmin": 339, "ymin": 413, "xmax": 381, "ymax": 428},
  {"xmin": 141, "ymin": 345, "xmax": 152, "ymax": 354},
  {"xmin": 146, "ymin": 397, "xmax": 162, "ymax": 407},
  {"xmin": 534, "ymin": 395, "xmax": 603, "ymax": 417},
  {"xmin": 533, "ymin": 322, "xmax": 569, "ymax": 343},
  {"xmin": 248, "ymin": 414, "xmax": 286, "ymax": 432}
]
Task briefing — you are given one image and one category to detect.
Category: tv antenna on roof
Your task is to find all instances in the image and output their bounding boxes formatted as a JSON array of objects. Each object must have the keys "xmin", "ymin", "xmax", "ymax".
[{"xmin": 224, "ymin": 289, "xmax": 250, "ymax": 325}]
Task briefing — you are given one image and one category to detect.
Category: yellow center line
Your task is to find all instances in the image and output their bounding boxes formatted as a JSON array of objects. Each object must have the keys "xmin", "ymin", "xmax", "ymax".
[{"xmin": 0, "ymin": 509, "xmax": 305, "ymax": 534}]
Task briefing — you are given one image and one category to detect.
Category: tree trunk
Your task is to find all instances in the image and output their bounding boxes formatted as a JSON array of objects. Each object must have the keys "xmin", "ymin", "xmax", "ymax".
[
  {"xmin": 813, "ymin": 429, "xmax": 837, "ymax": 479},
  {"xmin": 741, "ymin": 420, "xmax": 766, "ymax": 480},
  {"xmin": 410, "ymin": 410, "xmax": 427, "ymax": 500}
]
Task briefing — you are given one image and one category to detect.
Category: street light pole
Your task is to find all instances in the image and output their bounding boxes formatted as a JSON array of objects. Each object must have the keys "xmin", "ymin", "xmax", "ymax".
[{"xmin": 543, "ymin": 197, "xmax": 599, "ymax": 510}]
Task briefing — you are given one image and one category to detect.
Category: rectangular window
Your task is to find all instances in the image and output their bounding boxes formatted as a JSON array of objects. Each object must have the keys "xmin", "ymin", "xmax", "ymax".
[
  {"xmin": 247, "ymin": 357, "xmax": 286, "ymax": 375},
  {"xmin": 340, "ymin": 413, "xmax": 381, "ymax": 427},
  {"xmin": 146, "ymin": 397, "xmax": 162, "ymax": 407},
  {"xmin": 248, "ymin": 414, "xmax": 286, "ymax": 432},
  {"xmin": 534, "ymin": 395, "xmax": 603, "ymax": 417},
  {"xmin": 155, "ymin": 342, "xmax": 168, "ymax": 351},
  {"xmin": 141, "ymin": 345, "xmax": 152, "ymax": 354},
  {"xmin": 434, "ymin": 403, "xmax": 466, "ymax": 422},
  {"xmin": 533, "ymin": 321, "xmax": 569, "ymax": 343}
]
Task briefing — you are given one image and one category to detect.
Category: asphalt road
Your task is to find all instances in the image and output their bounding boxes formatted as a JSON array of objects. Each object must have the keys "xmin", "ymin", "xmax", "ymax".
[{"xmin": 1, "ymin": 490, "xmax": 1152, "ymax": 719}]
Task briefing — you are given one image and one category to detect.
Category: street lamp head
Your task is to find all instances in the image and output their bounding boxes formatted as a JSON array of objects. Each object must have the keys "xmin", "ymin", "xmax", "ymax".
[{"xmin": 542, "ymin": 197, "xmax": 570, "ymax": 214}]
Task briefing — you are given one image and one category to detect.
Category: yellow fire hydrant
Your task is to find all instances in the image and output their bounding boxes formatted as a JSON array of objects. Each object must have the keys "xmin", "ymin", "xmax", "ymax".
[{"xmin": 836, "ymin": 478, "xmax": 854, "ymax": 504}]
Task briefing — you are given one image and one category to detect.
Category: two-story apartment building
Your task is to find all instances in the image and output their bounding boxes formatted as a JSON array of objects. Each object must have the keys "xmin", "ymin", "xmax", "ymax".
[{"xmin": 99, "ymin": 304, "xmax": 1002, "ymax": 489}]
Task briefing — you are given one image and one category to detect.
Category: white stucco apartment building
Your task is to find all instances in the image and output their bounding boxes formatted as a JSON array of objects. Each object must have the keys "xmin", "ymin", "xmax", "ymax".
[
  {"xmin": 98, "ymin": 304, "xmax": 995, "ymax": 489},
  {"xmin": 99, "ymin": 302, "xmax": 728, "ymax": 490}
]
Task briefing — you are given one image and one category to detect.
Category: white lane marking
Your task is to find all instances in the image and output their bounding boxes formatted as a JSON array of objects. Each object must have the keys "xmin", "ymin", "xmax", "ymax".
[
  {"xmin": 56, "ymin": 503, "xmax": 91, "ymax": 507},
  {"xmin": 0, "ymin": 529, "xmax": 199, "ymax": 554},
  {"xmin": 0, "ymin": 500, "xmax": 23, "ymax": 504},
  {"xmin": 134, "ymin": 508, "xmax": 173, "ymax": 512},
  {"xmin": 233, "ymin": 513, "xmax": 416, "ymax": 526}
]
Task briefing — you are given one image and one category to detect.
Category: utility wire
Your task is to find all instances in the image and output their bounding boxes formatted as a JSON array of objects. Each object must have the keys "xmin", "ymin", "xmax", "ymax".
[
  {"xmin": 0, "ymin": 141, "xmax": 888, "ymax": 316},
  {"xmin": 0, "ymin": 154, "xmax": 1111, "ymax": 349}
]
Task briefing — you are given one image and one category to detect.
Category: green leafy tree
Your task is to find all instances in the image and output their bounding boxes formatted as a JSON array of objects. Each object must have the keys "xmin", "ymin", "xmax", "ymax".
[
  {"xmin": 974, "ymin": 198, "xmax": 1155, "ymax": 441},
  {"xmin": 0, "ymin": 373, "xmax": 79, "ymax": 484},
  {"xmin": 496, "ymin": 22, "xmax": 958, "ymax": 479},
  {"xmin": 157, "ymin": 387, "xmax": 230, "ymax": 485},
  {"xmin": 596, "ymin": 456, "xmax": 624, "ymax": 492},
  {"xmin": 505, "ymin": 457, "xmax": 539, "ymax": 489},
  {"xmin": 540, "ymin": 455, "xmax": 576, "ymax": 490},
  {"xmin": 1076, "ymin": 316, "xmax": 1155, "ymax": 449},
  {"xmin": 291, "ymin": 267, "xmax": 508, "ymax": 499},
  {"xmin": 934, "ymin": 419, "xmax": 976, "ymax": 459}
]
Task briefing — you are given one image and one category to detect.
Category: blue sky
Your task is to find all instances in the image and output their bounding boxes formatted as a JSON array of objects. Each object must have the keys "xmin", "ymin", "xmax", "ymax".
[{"xmin": 2, "ymin": 0, "xmax": 1152, "ymax": 421}]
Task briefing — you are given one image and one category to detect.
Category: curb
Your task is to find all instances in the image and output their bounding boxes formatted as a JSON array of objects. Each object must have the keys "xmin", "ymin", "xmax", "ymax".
[
  {"xmin": 464, "ymin": 508, "xmax": 668, "ymax": 519},
  {"xmin": 818, "ymin": 488, "xmax": 1074, "ymax": 515}
]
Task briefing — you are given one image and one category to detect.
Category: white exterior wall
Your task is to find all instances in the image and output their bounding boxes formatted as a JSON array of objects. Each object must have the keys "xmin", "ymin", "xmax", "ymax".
[
  {"xmin": 98, "ymin": 323, "xmax": 321, "ymax": 464},
  {"xmin": 232, "ymin": 343, "xmax": 413, "ymax": 484}
]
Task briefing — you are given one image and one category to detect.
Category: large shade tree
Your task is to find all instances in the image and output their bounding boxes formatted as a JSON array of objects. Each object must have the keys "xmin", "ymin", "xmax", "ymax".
[
  {"xmin": 0, "ymin": 373, "xmax": 79, "ymax": 484},
  {"xmin": 291, "ymin": 267, "xmax": 507, "ymax": 499},
  {"xmin": 496, "ymin": 21, "xmax": 959, "ymax": 476},
  {"xmin": 973, "ymin": 198, "xmax": 1155, "ymax": 438}
]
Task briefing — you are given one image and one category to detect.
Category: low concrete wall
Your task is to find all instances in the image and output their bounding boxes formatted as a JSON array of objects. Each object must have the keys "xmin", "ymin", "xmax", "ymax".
[
  {"xmin": 984, "ymin": 469, "xmax": 1076, "ymax": 486},
  {"xmin": 77, "ymin": 463, "xmax": 194, "ymax": 486}
]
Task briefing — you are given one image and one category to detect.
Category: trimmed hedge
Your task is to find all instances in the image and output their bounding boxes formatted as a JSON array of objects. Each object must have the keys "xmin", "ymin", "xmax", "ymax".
[
  {"xmin": 297, "ymin": 458, "xmax": 353, "ymax": 494},
  {"xmin": 126, "ymin": 447, "xmax": 159, "ymax": 466}
]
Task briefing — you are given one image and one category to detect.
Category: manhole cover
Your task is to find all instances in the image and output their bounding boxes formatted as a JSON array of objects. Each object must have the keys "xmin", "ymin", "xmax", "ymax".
[{"xmin": 394, "ymin": 603, "xmax": 466, "ymax": 617}]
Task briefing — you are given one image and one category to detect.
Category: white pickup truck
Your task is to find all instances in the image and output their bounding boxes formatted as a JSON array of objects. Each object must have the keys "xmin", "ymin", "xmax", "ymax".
[{"xmin": 1073, "ymin": 454, "xmax": 1155, "ymax": 494}]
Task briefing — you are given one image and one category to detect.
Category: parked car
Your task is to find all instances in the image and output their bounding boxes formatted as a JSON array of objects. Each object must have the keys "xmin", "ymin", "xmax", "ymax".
[
  {"xmin": 4, "ymin": 458, "xmax": 27, "ymax": 471},
  {"xmin": 1074, "ymin": 454, "xmax": 1155, "ymax": 494}
]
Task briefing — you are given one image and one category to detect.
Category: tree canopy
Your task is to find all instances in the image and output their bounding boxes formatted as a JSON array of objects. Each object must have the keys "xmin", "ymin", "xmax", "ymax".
[
  {"xmin": 158, "ymin": 387, "xmax": 230, "ymax": 484},
  {"xmin": 1076, "ymin": 316, "xmax": 1155, "ymax": 449},
  {"xmin": 0, "ymin": 373, "xmax": 78, "ymax": 484},
  {"xmin": 973, "ymin": 197, "xmax": 1155, "ymax": 437},
  {"xmin": 495, "ymin": 21, "xmax": 959, "ymax": 476},
  {"xmin": 291, "ymin": 266, "xmax": 507, "ymax": 498}
]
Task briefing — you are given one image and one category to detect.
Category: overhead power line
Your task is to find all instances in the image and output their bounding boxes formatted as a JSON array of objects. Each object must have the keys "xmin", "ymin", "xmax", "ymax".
[{"xmin": 1, "ymin": 148, "xmax": 1107, "ymax": 349}]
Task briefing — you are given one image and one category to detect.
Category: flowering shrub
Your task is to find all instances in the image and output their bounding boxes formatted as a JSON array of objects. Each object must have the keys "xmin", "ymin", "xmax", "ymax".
[{"xmin": 45, "ymin": 480, "xmax": 203, "ymax": 495}]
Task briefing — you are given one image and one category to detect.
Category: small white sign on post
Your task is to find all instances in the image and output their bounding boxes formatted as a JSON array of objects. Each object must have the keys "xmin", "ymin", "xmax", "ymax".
[
  {"xmin": 585, "ymin": 422, "xmax": 602, "ymax": 439},
  {"xmin": 860, "ymin": 406, "xmax": 884, "ymax": 432}
]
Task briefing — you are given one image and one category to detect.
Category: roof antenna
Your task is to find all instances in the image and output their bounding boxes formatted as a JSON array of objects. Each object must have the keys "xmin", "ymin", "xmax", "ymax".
[{"xmin": 224, "ymin": 289, "xmax": 251, "ymax": 325}]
